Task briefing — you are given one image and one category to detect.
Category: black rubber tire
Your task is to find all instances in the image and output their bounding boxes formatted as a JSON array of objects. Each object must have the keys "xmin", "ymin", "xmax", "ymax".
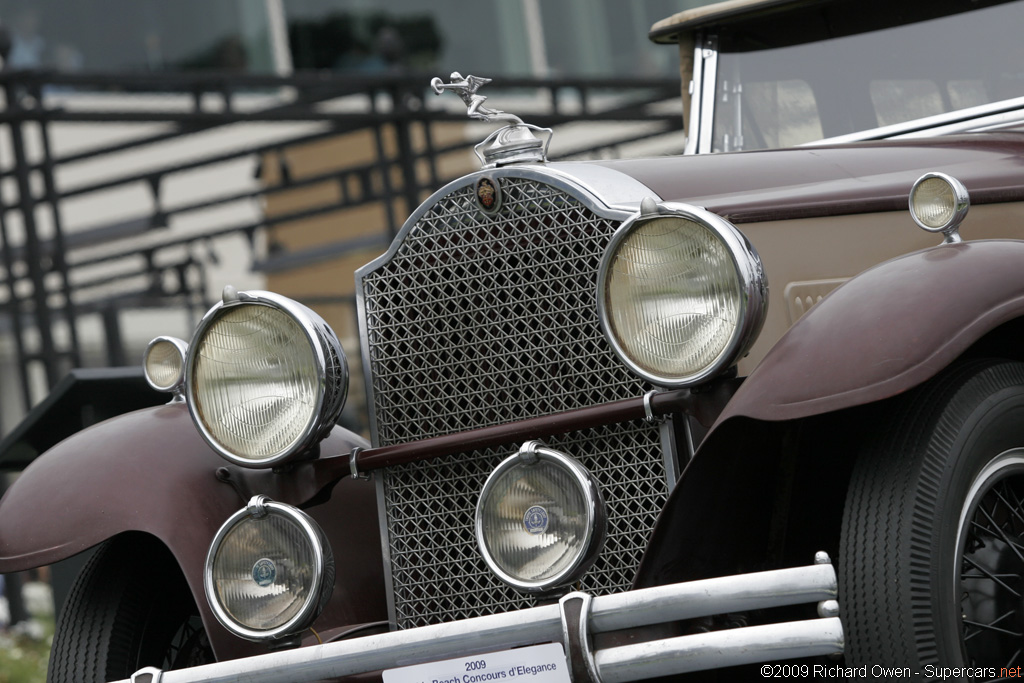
[
  {"xmin": 47, "ymin": 534, "xmax": 212, "ymax": 683},
  {"xmin": 840, "ymin": 359, "xmax": 1024, "ymax": 675}
]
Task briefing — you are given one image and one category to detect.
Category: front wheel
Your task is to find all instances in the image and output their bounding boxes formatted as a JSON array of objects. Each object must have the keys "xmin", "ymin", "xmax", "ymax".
[
  {"xmin": 840, "ymin": 360, "xmax": 1024, "ymax": 676},
  {"xmin": 47, "ymin": 534, "xmax": 213, "ymax": 683}
]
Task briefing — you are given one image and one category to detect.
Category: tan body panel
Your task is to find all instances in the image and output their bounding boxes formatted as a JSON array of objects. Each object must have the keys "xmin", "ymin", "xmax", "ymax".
[{"xmin": 739, "ymin": 201, "xmax": 1024, "ymax": 374}]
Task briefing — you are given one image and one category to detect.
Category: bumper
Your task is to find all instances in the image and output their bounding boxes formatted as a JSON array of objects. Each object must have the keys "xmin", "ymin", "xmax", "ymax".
[{"xmin": 117, "ymin": 555, "xmax": 843, "ymax": 683}]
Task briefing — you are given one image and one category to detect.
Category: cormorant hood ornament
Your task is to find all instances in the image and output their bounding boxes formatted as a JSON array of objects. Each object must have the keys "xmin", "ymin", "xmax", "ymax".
[{"xmin": 431, "ymin": 72, "xmax": 552, "ymax": 169}]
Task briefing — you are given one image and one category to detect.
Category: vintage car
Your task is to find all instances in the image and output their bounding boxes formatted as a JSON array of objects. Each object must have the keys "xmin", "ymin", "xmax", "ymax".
[{"xmin": 4, "ymin": 0, "xmax": 1024, "ymax": 681}]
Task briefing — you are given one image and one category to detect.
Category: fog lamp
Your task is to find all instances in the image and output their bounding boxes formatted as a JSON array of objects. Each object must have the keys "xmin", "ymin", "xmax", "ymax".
[
  {"xmin": 143, "ymin": 336, "xmax": 187, "ymax": 392},
  {"xmin": 476, "ymin": 441, "xmax": 605, "ymax": 592},
  {"xmin": 909, "ymin": 172, "xmax": 970, "ymax": 242},
  {"xmin": 205, "ymin": 496, "xmax": 334, "ymax": 641}
]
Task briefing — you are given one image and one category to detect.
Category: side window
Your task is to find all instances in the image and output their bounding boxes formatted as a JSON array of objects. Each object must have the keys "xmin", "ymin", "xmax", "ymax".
[
  {"xmin": 947, "ymin": 81, "xmax": 988, "ymax": 110},
  {"xmin": 747, "ymin": 80, "xmax": 823, "ymax": 149},
  {"xmin": 870, "ymin": 80, "xmax": 944, "ymax": 127},
  {"xmin": 713, "ymin": 79, "xmax": 822, "ymax": 152}
]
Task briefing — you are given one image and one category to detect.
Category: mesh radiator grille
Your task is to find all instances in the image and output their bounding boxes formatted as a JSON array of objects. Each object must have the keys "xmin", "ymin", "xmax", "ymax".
[
  {"xmin": 360, "ymin": 176, "xmax": 666, "ymax": 628},
  {"xmin": 383, "ymin": 422, "xmax": 666, "ymax": 628}
]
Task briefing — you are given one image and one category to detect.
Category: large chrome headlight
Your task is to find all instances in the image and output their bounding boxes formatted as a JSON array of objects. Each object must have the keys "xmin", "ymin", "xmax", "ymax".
[
  {"xmin": 476, "ymin": 442, "xmax": 605, "ymax": 593},
  {"xmin": 597, "ymin": 201, "xmax": 767, "ymax": 387},
  {"xmin": 185, "ymin": 288, "xmax": 348, "ymax": 468},
  {"xmin": 205, "ymin": 496, "xmax": 334, "ymax": 641}
]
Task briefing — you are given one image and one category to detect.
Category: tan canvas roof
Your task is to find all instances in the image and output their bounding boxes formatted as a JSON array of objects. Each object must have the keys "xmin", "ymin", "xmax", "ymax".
[{"xmin": 649, "ymin": 0, "xmax": 815, "ymax": 43}]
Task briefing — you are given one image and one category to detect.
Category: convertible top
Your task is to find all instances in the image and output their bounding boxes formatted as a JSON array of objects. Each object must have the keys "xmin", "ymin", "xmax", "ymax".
[
  {"xmin": 649, "ymin": 0, "xmax": 810, "ymax": 44},
  {"xmin": 649, "ymin": 0, "xmax": 1017, "ymax": 47}
]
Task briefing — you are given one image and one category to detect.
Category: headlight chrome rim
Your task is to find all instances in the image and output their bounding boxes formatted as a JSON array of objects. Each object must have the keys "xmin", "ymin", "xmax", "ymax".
[
  {"xmin": 596, "ymin": 202, "xmax": 767, "ymax": 388},
  {"xmin": 204, "ymin": 496, "xmax": 333, "ymax": 642},
  {"xmin": 143, "ymin": 335, "xmax": 188, "ymax": 393},
  {"xmin": 475, "ymin": 441, "xmax": 606, "ymax": 593},
  {"xmin": 184, "ymin": 289, "xmax": 348, "ymax": 468},
  {"xmin": 909, "ymin": 172, "xmax": 970, "ymax": 242}
]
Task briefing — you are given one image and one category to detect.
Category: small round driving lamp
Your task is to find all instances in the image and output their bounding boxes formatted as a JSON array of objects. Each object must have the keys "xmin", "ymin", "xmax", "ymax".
[
  {"xmin": 909, "ymin": 172, "xmax": 970, "ymax": 243},
  {"xmin": 476, "ymin": 442, "xmax": 606, "ymax": 592},
  {"xmin": 185, "ymin": 288, "xmax": 348, "ymax": 468},
  {"xmin": 205, "ymin": 496, "xmax": 334, "ymax": 641},
  {"xmin": 598, "ymin": 202, "xmax": 767, "ymax": 387},
  {"xmin": 143, "ymin": 336, "xmax": 187, "ymax": 393}
]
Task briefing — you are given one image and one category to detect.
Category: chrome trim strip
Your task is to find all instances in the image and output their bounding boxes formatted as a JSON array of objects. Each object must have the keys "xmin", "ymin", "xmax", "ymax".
[
  {"xmin": 374, "ymin": 471, "xmax": 398, "ymax": 631},
  {"xmin": 658, "ymin": 415, "xmax": 680, "ymax": 492},
  {"xmin": 203, "ymin": 497, "xmax": 332, "ymax": 642},
  {"xmin": 130, "ymin": 668, "xmax": 163, "ymax": 683},
  {"xmin": 595, "ymin": 618, "xmax": 844, "ymax": 682},
  {"xmin": 118, "ymin": 558, "xmax": 841, "ymax": 683},
  {"xmin": 802, "ymin": 94, "xmax": 1024, "ymax": 147},
  {"xmin": 184, "ymin": 290, "xmax": 348, "ymax": 468},
  {"xmin": 595, "ymin": 202, "xmax": 768, "ymax": 388},
  {"xmin": 348, "ymin": 447, "xmax": 368, "ymax": 480},
  {"xmin": 538, "ymin": 164, "xmax": 663, "ymax": 212},
  {"xmin": 560, "ymin": 592, "xmax": 600, "ymax": 683},
  {"xmin": 696, "ymin": 34, "xmax": 718, "ymax": 155},
  {"xmin": 913, "ymin": 110, "xmax": 1024, "ymax": 137},
  {"xmin": 683, "ymin": 35, "xmax": 703, "ymax": 156},
  {"xmin": 642, "ymin": 390, "xmax": 659, "ymax": 424}
]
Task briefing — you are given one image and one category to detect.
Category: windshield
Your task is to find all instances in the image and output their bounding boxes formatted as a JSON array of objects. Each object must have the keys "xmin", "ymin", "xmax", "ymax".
[{"xmin": 710, "ymin": 1, "xmax": 1024, "ymax": 152}]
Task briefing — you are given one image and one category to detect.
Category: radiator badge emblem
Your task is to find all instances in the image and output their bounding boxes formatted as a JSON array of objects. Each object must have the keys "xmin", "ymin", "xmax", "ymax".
[
  {"xmin": 252, "ymin": 557, "xmax": 277, "ymax": 587},
  {"xmin": 524, "ymin": 505, "xmax": 549, "ymax": 535},
  {"xmin": 475, "ymin": 176, "xmax": 501, "ymax": 213}
]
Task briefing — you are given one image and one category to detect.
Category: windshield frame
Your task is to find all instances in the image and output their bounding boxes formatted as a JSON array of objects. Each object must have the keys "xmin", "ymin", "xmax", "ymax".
[{"xmin": 684, "ymin": 0, "xmax": 1024, "ymax": 154}]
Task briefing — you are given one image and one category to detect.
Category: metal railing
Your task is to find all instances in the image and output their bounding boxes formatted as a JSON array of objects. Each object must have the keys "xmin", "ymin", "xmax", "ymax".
[{"xmin": 0, "ymin": 69, "xmax": 683, "ymax": 433}]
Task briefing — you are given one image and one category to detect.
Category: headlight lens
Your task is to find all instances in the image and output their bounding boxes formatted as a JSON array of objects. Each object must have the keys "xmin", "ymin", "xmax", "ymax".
[
  {"xmin": 909, "ymin": 172, "xmax": 969, "ymax": 236},
  {"xmin": 143, "ymin": 336, "xmax": 187, "ymax": 392},
  {"xmin": 598, "ymin": 203, "xmax": 766, "ymax": 387},
  {"xmin": 206, "ymin": 496, "xmax": 334, "ymax": 641},
  {"xmin": 186, "ymin": 290, "xmax": 348, "ymax": 467},
  {"xmin": 476, "ymin": 442, "xmax": 605, "ymax": 592}
]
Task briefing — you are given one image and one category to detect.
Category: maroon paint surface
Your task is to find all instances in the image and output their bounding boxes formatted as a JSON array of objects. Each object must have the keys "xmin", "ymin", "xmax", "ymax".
[
  {"xmin": 0, "ymin": 402, "xmax": 386, "ymax": 661},
  {"xmin": 712, "ymin": 240, "xmax": 1024, "ymax": 425},
  {"xmin": 594, "ymin": 135, "xmax": 1024, "ymax": 223}
]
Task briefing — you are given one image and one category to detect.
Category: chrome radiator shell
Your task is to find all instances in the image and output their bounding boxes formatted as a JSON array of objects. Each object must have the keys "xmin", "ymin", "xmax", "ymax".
[{"xmin": 356, "ymin": 167, "xmax": 671, "ymax": 628}]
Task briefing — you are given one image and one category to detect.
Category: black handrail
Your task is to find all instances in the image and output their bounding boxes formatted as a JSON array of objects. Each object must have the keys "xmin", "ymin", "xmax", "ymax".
[{"xmin": 0, "ymin": 69, "xmax": 683, "ymax": 432}]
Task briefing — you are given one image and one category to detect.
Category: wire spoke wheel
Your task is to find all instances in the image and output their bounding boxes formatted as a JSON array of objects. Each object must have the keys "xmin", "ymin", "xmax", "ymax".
[
  {"xmin": 840, "ymin": 360, "xmax": 1024, "ymax": 678},
  {"xmin": 957, "ymin": 451, "xmax": 1024, "ymax": 667}
]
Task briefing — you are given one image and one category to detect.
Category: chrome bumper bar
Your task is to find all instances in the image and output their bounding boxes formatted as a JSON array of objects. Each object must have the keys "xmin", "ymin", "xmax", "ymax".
[{"xmin": 117, "ymin": 554, "xmax": 843, "ymax": 683}]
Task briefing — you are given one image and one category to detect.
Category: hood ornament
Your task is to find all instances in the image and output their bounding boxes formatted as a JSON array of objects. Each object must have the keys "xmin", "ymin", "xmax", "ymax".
[{"xmin": 431, "ymin": 72, "xmax": 552, "ymax": 169}]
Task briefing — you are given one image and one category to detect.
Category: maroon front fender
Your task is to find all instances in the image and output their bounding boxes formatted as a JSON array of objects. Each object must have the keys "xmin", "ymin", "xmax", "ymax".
[
  {"xmin": 0, "ymin": 402, "xmax": 240, "ymax": 573},
  {"xmin": 716, "ymin": 238, "xmax": 1024, "ymax": 424},
  {"xmin": 0, "ymin": 402, "xmax": 386, "ymax": 660}
]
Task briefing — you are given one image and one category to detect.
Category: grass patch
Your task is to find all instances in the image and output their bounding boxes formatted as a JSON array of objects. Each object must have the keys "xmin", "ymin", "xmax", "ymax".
[{"xmin": 0, "ymin": 618, "xmax": 54, "ymax": 683}]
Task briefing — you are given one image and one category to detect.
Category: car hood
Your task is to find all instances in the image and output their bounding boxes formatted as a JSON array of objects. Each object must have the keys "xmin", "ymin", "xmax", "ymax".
[{"xmin": 589, "ymin": 133, "xmax": 1024, "ymax": 223}]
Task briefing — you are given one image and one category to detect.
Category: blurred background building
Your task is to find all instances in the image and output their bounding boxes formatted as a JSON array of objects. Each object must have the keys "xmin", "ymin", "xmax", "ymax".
[{"xmin": 0, "ymin": 0, "xmax": 706, "ymax": 441}]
